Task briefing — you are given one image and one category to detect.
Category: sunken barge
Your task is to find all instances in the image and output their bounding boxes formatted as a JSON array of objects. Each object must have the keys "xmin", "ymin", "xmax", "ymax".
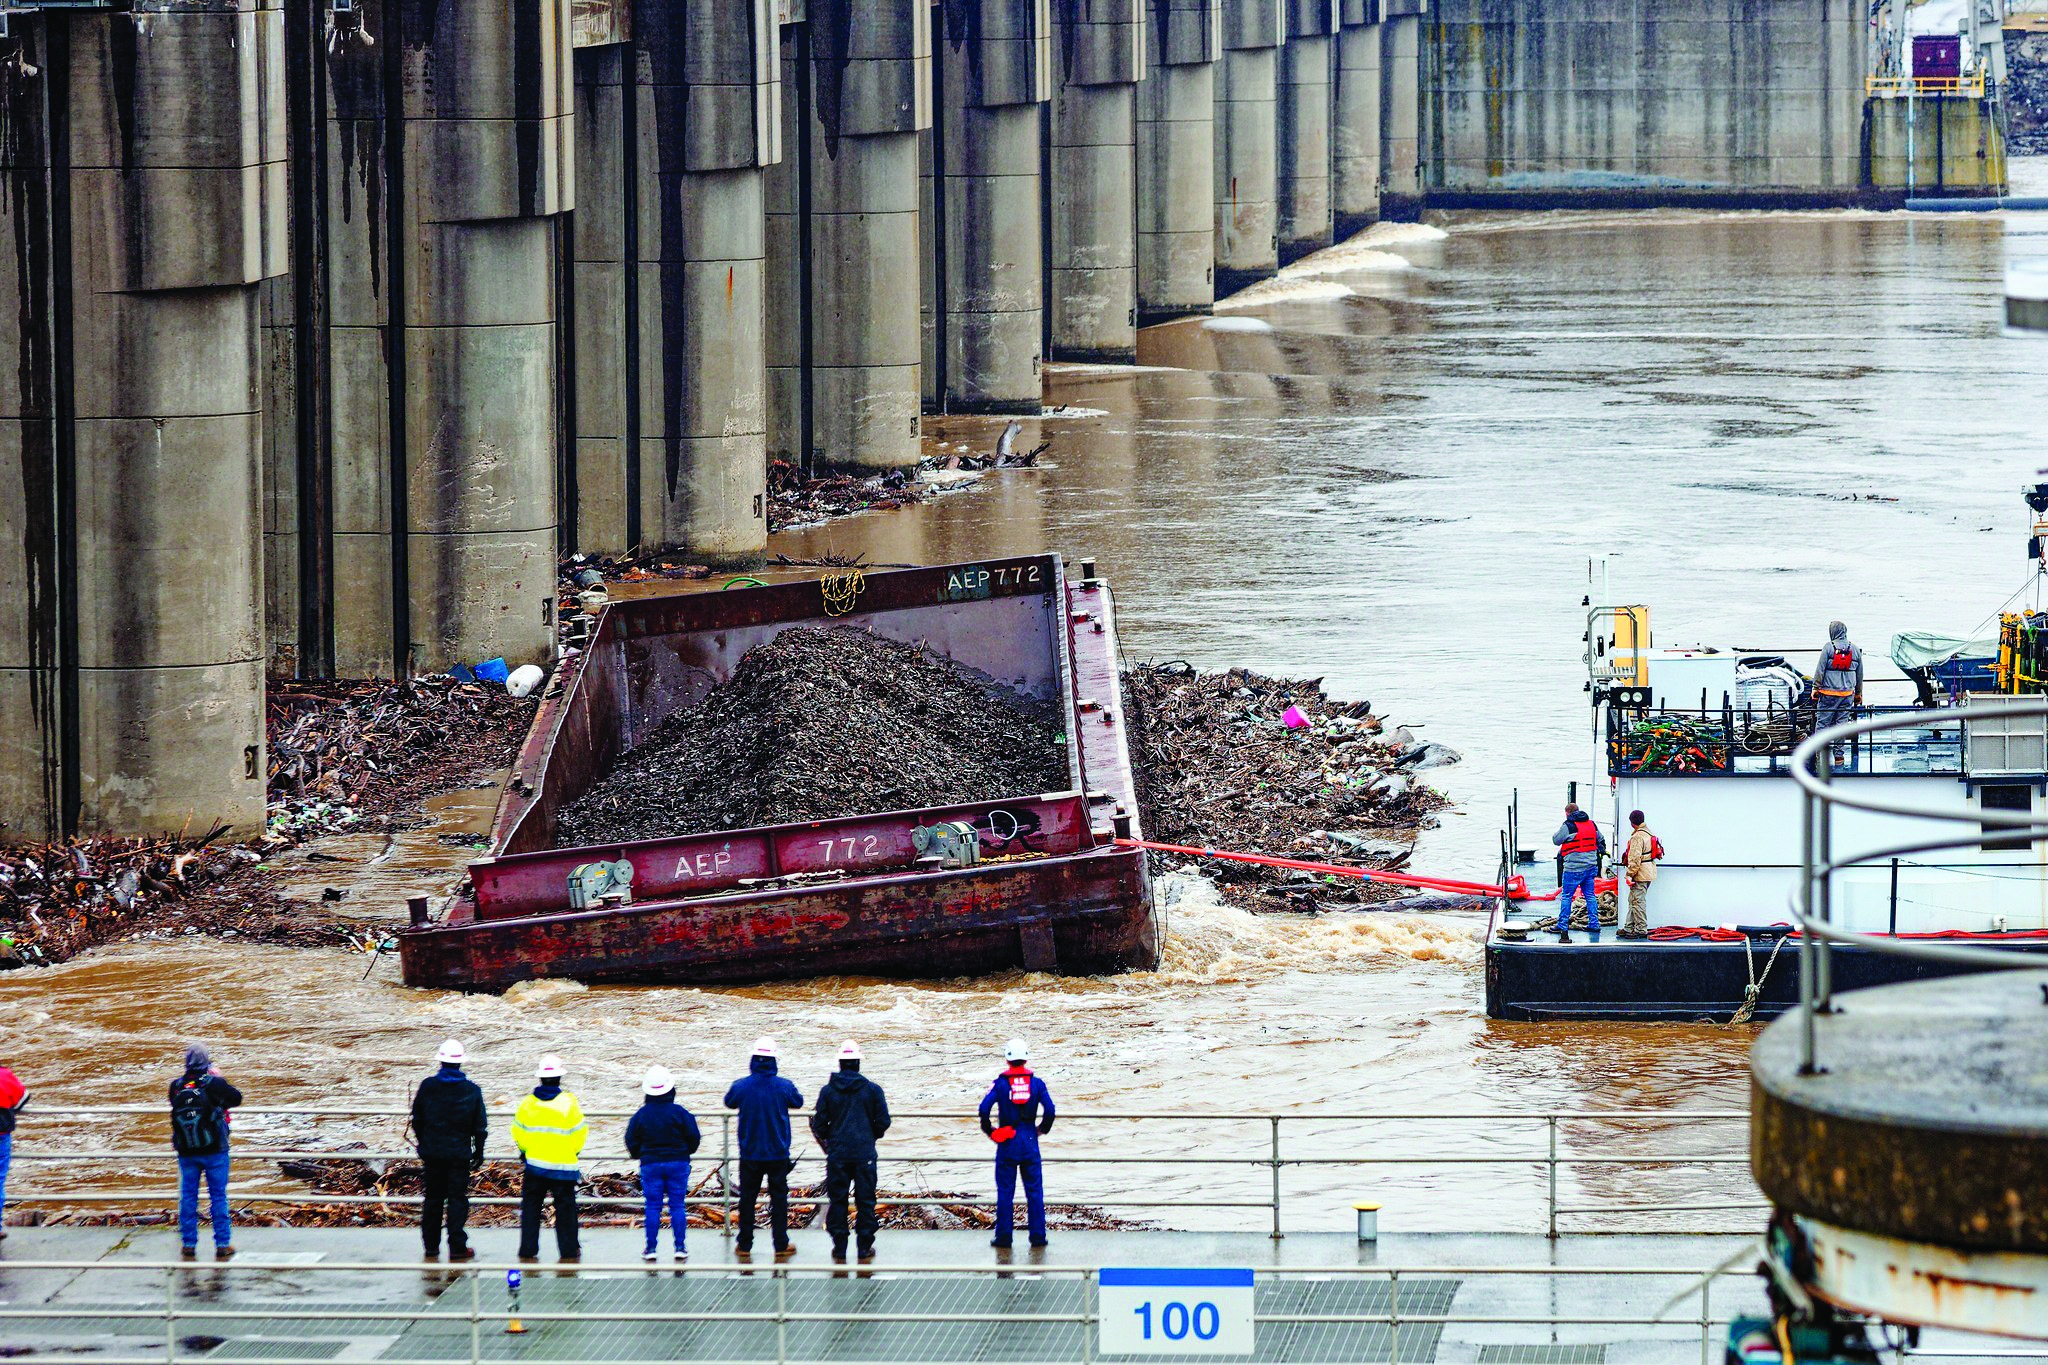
[{"xmin": 399, "ymin": 555, "xmax": 1157, "ymax": 991}]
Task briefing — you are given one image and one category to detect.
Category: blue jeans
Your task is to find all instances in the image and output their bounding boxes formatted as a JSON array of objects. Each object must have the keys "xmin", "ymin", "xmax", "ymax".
[
  {"xmin": 994, "ymin": 1156, "xmax": 1046, "ymax": 1246},
  {"xmin": 0, "ymin": 1131, "xmax": 11, "ymax": 1229},
  {"xmin": 178, "ymin": 1149, "xmax": 232, "ymax": 1249},
  {"xmin": 1560, "ymin": 864, "xmax": 1600, "ymax": 942},
  {"xmin": 639, "ymin": 1160, "xmax": 689, "ymax": 1254}
]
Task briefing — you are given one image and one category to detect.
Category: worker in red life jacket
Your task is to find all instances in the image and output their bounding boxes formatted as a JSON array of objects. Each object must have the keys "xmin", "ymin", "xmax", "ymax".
[
  {"xmin": 978, "ymin": 1039, "xmax": 1056, "ymax": 1250},
  {"xmin": 1550, "ymin": 803, "xmax": 1606, "ymax": 944},
  {"xmin": 1813, "ymin": 621, "xmax": 1864, "ymax": 750}
]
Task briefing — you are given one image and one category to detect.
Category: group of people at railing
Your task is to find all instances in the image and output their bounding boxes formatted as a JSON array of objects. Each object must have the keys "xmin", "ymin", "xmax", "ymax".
[{"xmin": 0, "ymin": 1038, "xmax": 1056, "ymax": 1267}]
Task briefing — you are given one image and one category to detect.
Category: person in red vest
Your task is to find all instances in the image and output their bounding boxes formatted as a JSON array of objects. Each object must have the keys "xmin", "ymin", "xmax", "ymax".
[
  {"xmin": 1813, "ymin": 621, "xmax": 1864, "ymax": 747},
  {"xmin": 0, "ymin": 1061, "xmax": 24, "ymax": 1239},
  {"xmin": 1551, "ymin": 803, "xmax": 1607, "ymax": 944},
  {"xmin": 978, "ymin": 1039, "xmax": 1056, "ymax": 1250}
]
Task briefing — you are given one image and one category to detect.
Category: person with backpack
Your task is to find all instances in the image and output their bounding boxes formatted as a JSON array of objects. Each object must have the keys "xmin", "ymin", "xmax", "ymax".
[
  {"xmin": 1550, "ymin": 803, "xmax": 1607, "ymax": 944},
  {"xmin": 809, "ymin": 1041, "xmax": 890, "ymax": 1264},
  {"xmin": 512, "ymin": 1055, "xmax": 587, "ymax": 1262},
  {"xmin": 624, "ymin": 1065, "xmax": 700, "ymax": 1263},
  {"xmin": 724, "ymin": 1036, "xmax": 803, "ymax": 1259},
  {"xmin": 1621, "ymin": 811, "xmax": 1661, "ymax": 940},
  {"xmin": 1814, "ymin": 621, "xmax": 1865, "ymax": 744},
  {"xmin": 978, "ymin": 1039, "xmax": 1056, "ymax": 1250},
  {"xmin": 168, "ymin": 1046, "xmax": 242, "ymax": 1259},
  {"xmin": 0, "ymin": 1061, "xmax": 25, "ymax": 1240},
  {"xmin": 410, "ymin": 1039, "xmax": 487, "ymax": 1262}
]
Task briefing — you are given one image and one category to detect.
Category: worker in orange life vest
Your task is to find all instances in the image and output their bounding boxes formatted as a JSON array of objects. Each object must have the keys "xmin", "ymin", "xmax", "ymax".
[
  {"xmin": 978, "ymin": 1039, "xmax": 1056, "ymax": 1249},
  {"xmin": 1550, "ymin": 803, "xmax": 1606, "ymax": 944},
  {"xmin": 1813, "ymin": 621, "xmax": 1864, "ymax": 742}
]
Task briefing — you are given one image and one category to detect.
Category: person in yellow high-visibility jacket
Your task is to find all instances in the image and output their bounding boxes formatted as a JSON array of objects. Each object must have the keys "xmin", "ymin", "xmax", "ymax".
[{"xmin": 513, "ymin": 1055, "xmax": 587, "ymax": 1261}]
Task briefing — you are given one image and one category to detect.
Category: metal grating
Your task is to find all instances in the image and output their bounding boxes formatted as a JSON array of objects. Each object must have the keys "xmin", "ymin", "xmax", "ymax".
[
  {"xmin": 380, "ymin": 1274, "xmax": 1460, "ymax": 1364},
  {"xmin": 208, "ymin": 1340, "xmax": 354, "ymax": 1361},
  {"xmin": 1477, "ymin": 1346, "xmax": 1608, "ymax": 1364}
]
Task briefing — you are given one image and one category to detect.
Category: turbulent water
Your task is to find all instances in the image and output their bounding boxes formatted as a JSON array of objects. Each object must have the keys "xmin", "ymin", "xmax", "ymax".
[{"xmin": 9, "ymin": 171, "xmax": 2046, "ymax": 1235}]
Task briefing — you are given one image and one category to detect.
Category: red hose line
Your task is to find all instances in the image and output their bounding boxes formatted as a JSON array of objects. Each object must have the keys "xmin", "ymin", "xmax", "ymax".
[{"xmin": 1111, "ymin": 837, "xmax": 1532, "ymax": 898}]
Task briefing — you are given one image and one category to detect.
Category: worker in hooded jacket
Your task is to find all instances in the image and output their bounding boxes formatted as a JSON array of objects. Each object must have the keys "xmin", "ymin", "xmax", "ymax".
[
  {"xmin": 1813, "ymin": 621, "xmax": 1864, "ymax": 748},
  {"xmin": 978, "ymin": 1039, "xmax": 1056, "ymax": 1250},
  {"xmin": 809, "ymin": 1041, "xmax": 890, "ymax": 1263}
]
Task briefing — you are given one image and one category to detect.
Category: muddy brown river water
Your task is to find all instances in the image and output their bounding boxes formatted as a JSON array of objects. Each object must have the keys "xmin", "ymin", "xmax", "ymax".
[{"xmin": 8, "ymin": 181, "xmax": 2045, "ymax": 1234}]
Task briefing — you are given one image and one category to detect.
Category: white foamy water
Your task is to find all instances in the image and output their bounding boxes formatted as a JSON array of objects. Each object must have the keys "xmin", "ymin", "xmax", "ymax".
[{"xmin": 1213, "ymin": 278, "xmax": 1357, "ymax": 310}]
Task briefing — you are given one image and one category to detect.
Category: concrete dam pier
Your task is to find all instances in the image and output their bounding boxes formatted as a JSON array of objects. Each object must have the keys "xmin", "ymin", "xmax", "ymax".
[{"xmin": 0, "ymin": 0, "xmax": 2004, "ymax": 840}]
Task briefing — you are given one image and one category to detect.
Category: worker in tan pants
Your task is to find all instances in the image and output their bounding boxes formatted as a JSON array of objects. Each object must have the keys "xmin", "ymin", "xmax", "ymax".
[{"xmin": 1621, "ymin": 811, "xmax": 1658, "ymax": 940}]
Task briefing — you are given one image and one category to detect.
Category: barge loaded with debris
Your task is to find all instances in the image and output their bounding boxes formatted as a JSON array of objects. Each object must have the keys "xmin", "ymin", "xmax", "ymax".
[{"xmin": 399, "ymin": 555, "xmax": 1155, "ymax": 990}]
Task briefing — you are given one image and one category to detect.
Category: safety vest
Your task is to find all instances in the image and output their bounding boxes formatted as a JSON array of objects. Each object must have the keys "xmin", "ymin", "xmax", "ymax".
[
  {"xmin": 1560, "ymin": 818, "xmax": 1597, "ymax": 856},
  {"xmin": 513, "ymin": 1089, "xmax": 588, "ymax": 1177}
]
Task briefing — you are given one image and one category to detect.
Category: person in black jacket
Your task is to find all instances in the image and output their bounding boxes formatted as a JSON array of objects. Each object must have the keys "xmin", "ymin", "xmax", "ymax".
[
  {"xmin": 724, "ymin": 1036, "xmax": 803, "ymax": 1258},
  {"xmin": 410, "ymin": 1039, "xmax": 488, "ymax": 1261},
  {"xmin": 623, "ymin": 1065, "xmax": 700, "ymax": 1262},
  {"xmin": 169, "ymin": 1046, "xmax": 242, "ymax": 1259},
  {"xmin": 809, "ymin": 1041, "xmax": 890, "ymax": 1263}
]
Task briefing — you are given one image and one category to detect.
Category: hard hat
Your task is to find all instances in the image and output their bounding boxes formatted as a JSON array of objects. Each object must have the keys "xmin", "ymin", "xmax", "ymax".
[
  {"xmin": 752, "ymin": 1036, "xmax": 778, "ymax": 1057},
  {"xmin": 535, "ymin": 1054, "xmax": 565, "ymax": 1080},
  {"xmin": 1004, "ymin": 1038, "xmax": 1029, "ymax": 1062},
  {"xmin": 642, "ymin": 1064, "xmax": 675, "ymax": 1096},
  {"xmin": 435, "ymin": 1039, "xmax": 466, "ymax": 1066},
  {"xmin": 838, "ymin": 1040, "xmax": 862, "ymax": 1061}
]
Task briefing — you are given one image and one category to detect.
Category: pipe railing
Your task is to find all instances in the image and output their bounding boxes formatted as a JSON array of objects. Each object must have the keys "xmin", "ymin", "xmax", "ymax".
[
  {"xmin": 1789, "ymin": 699, "xmax": 2048, "ymax": 1073},
  {"xmin": 6, "ymin": 1107, "xmax": 1759, "ymax": 1240},
  {"xmin": 0, "ymin": 1257, "xmax": 1763, "ymax": 1365}
]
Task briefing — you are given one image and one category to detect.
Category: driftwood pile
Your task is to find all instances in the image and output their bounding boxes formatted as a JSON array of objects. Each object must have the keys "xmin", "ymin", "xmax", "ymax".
[
  {"xmin": 1122, "ymin": 662, "xmax": 1454, "ymax": 911},
  {"xmin": 557, "ymin": 627, "xmax": 1068, "ymax": 846},
  {"xmin": 768, "ymin": 460, "xmax": 926, "ymax": 531},
  {"xmin": 0, "ymin": 679, "xmax": 536, "ymax": 966}
]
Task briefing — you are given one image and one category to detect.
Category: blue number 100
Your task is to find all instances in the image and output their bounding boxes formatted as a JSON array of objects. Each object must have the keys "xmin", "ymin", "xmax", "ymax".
[{"xmin": 1134, "ymin": 1301, "xmax": 1222, "ymax": 1342}]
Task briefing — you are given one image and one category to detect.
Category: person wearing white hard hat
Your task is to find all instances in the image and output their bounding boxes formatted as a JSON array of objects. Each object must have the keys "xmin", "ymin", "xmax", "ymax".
[
  {"xmin": 513, "ymin": 1055, "xmax": 588, "ymax": 1262},
  {"xmin": 410, "ymin": 1040, "xmax": 487, "ymax": 1261},
  {"xmin": 978, "ymin": 1039, "xmax": 1056, "ymax": 1249},
  {"xmin": 624, "ymin": 1064, "xmax": 701, "ymax": 1262},
  {"xmin": 724, "ymin": 1037, "xmax": 803, "ymax": 1258},
  {"xmin": 808, "ymin": 1041, "xmax": 891, "ymax": 1262}
]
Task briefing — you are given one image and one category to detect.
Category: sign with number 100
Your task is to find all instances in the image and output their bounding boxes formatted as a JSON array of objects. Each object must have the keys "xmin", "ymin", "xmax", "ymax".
[{"xmin": 1097, "ymin": 1268, "xmax": 1255, "ymax": 1355}]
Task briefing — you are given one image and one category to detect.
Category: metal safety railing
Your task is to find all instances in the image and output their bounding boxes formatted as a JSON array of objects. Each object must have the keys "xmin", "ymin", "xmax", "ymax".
[
  {"xmin": 0, "ymin": 1256, "xmax": 1765, "ymax": 1365},
  {"xmin": 7, "ymin": 1106, "xmax": 1761, "ymax": 1240},
  {"xmin": 1790, "ymin": 698, "xmax": 2048, "ymax": 1074},
  {"xmin": 1867, "ymin": 73, "xmax": 1989, "ymax": 97}
]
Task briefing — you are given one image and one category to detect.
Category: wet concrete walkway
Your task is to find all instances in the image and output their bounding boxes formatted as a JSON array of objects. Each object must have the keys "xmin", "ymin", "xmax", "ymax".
[{"xmin": 0, "ymin": 1227, "xmax": 1769, "ymax": 1364}]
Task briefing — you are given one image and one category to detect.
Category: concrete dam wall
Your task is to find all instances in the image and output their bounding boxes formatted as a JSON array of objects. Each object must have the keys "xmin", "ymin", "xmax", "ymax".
[{"xmin": 1424, "ymin": 0, "xmax": 1867, "ymax": 207}]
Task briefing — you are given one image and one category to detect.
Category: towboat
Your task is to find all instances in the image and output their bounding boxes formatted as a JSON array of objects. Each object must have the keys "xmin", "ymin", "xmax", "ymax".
[
  {"xmin": 1487, "ymin": 503, "xmax": 2048, "ymax": 1022},
  {"xmin": 399, "ymin": 555, "xmax": 1157, "ymax": 991}
]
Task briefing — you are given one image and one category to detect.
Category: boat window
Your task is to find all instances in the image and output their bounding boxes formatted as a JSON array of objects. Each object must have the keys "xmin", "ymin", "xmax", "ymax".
[{"xmin": 1980, "ymin": 783, "xmax": 2035, "ymax": 852}]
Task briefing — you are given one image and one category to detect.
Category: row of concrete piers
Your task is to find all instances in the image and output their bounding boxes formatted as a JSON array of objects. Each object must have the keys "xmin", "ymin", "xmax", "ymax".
[{"xmin": 0, "ymin": 0, "xmax": 1428, "ymax": 840}]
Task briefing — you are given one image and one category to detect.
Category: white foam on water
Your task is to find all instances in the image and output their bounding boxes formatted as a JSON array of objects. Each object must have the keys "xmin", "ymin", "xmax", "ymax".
[
  {"xmin": 1148, "ymin": 873, "xmax": 1480, "ymax": 985},
  {"xmin": 1213, "ymin": 277, "xmax": 1356, "ymax": 310},
  {"xmin": 1281, "ymin": 244, "xmax": 1415, "ymax": 279},
  {"xmin": 503, "ymin": 978, "xmax": 589, "ymax": 1005},
  {"xmin": 1352, "ymin": 220, "xmax": 1449, "ymax": 245},
  {"xmin": 1201, "ymin": 315, "xmax": 1276, "ymax": 332}
]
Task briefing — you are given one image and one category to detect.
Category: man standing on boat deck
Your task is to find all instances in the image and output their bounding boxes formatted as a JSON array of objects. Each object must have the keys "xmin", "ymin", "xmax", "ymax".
[
  {"xmin": 1551, "ymin": 803, "xmax": 1606, "ymax": 944},
  {"xmin": 1813, "ymin": 621, "xmax": 1864, "ymax": 742},
  {"xmin": 1621, "ymin": 811, "xmax": 1658, "ymax": 940},
  {"xmin": 811, "ymin": 1041, "xmax": 891, "ymax": 1263}
]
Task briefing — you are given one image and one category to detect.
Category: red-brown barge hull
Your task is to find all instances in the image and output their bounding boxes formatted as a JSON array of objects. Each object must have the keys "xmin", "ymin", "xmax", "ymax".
[
  {"xmin": 400, "ymin": 847, "xmax": 1154, "ymax": 989},
  {"xmin": 398, "ymin": 554, "xmax": 1156, "ymax": 990}
]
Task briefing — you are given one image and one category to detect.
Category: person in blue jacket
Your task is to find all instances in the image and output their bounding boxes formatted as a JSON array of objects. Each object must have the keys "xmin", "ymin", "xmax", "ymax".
[
  {"xmin": 624, "ymin": 1065, "xmax": 700, "ymax": 1262},
  {"xmin": 978, "ymin": 1038, "xmax": 1055, "ymax": 1250},
  {"xmin": 723, "ymin": 1036, "xmax": 804, "ymax": 1258}
]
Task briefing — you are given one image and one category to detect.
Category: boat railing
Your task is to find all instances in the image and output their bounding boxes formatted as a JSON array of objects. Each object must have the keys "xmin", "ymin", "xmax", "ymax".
[
  {"xmin": 8, "ymin": 1105, "xmax": 1758, "ymax": 1242},
  {"xmin": 1789, "ymin": 698, "xmax": 2048, "ymax": 1074},
  {"xmin": 1606, "ymin": 703, "xmax": 1965, "ymax": 777}
]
